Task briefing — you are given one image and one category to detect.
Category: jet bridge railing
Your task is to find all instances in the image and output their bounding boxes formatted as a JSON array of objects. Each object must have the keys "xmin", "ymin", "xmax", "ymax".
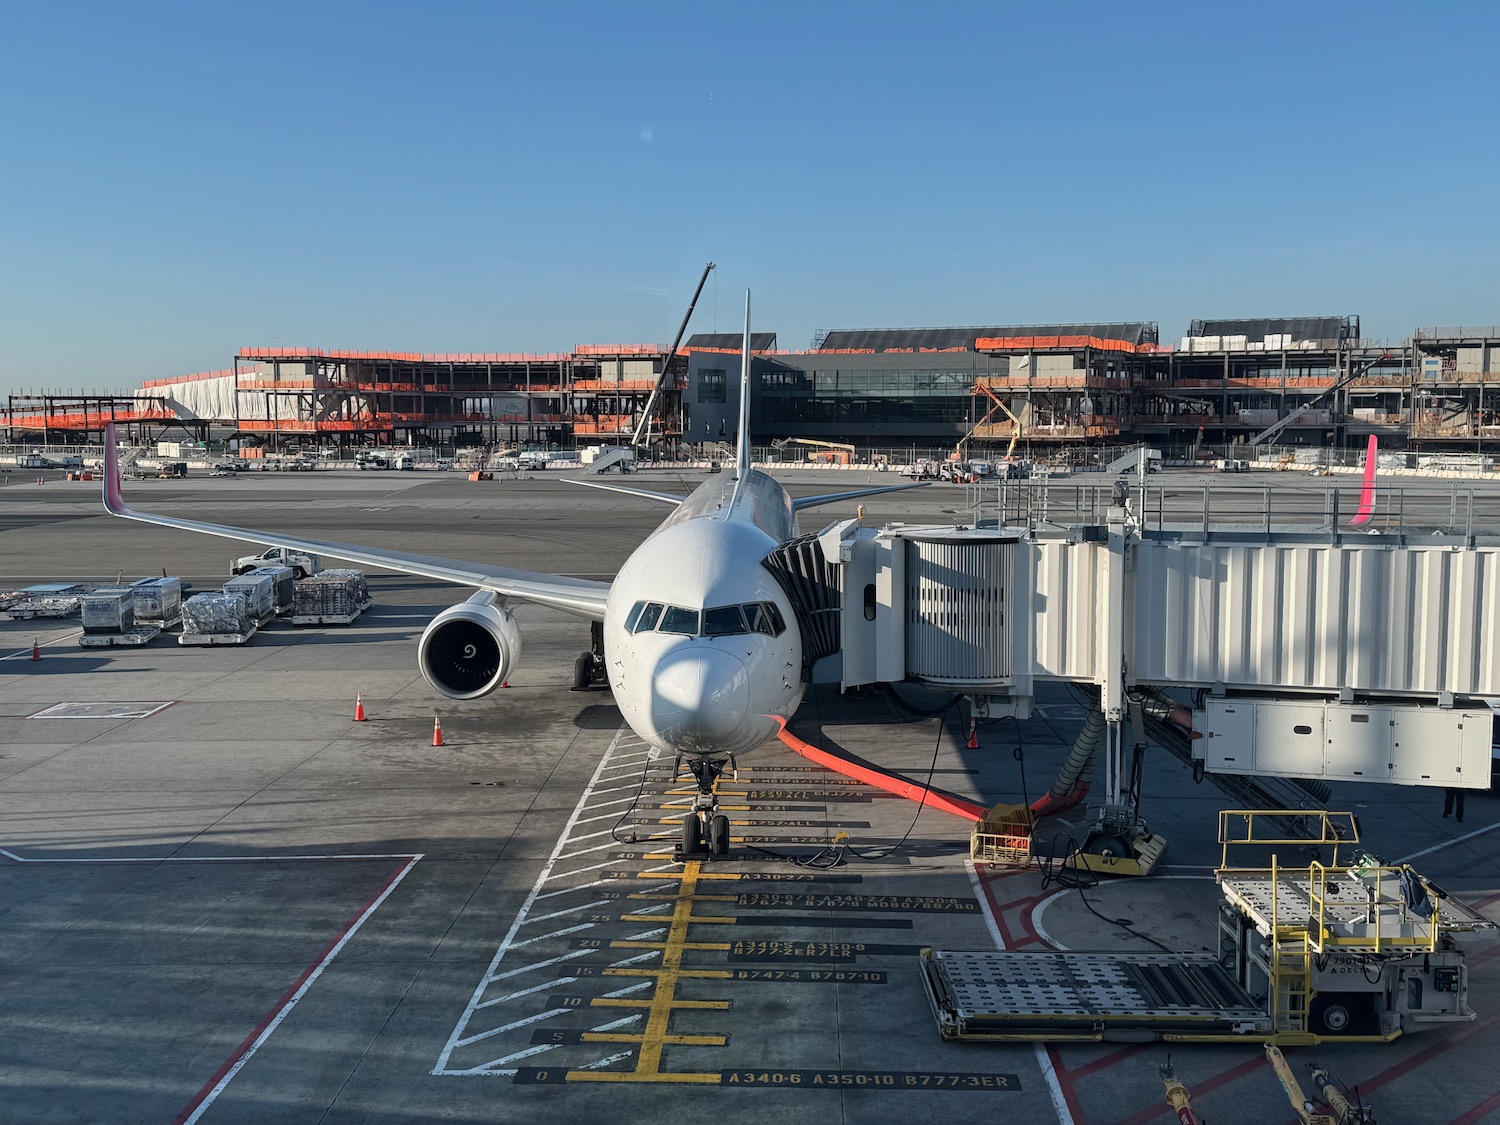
[{"xmin": 984, "ymin": 481, "xmax": 1491, "ymax": 540}]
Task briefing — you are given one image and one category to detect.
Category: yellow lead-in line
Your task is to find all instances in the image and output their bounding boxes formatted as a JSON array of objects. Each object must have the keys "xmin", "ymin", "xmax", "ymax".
[
  {"xmin": 566, "ymin": 1071, "xmax": 722, "ymax": 1085},
  {"xmin": 591, "ymin": 997, "xmax": 730, "ymax": 1010}
]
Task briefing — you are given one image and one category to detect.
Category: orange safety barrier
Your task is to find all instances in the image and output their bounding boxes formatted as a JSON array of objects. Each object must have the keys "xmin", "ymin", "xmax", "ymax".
[
  {"xmin": 574, "ymin": 343, "xmax": 668, "ymax": 356},
  {"xmin": 975, "ymin": 335, "xmax": 1174, "ymax": 354},
  {"xmin": 142, "ymin": 368, "xmax": 243, "ymax": 388}
]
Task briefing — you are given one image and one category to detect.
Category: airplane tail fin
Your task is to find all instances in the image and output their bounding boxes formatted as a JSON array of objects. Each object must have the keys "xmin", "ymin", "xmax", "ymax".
[
  {"xmin": 736, "ymin": 290, "xmax": 752, "ymax": 478},
  {"xmin": 1349, "ymin": 434, "xmax": 1378, "ymax": 526}
]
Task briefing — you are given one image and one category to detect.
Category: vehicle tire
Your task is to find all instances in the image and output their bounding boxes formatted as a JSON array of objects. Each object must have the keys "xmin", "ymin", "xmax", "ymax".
[
  {"xmin": 232, "ymin": 567, "xmax": 247, "ymax": 576},
  {"xmin": 572, "ymin": 652, "xmax": 593, "ymax": 691},
  {"xmin": 292, "ymin": 567, "xmax": 306, "ymax": 580},
  {"xmin": 1311, "ymin": 993, "xmax": 1375, "ymax": 1036},
  {"xmin": 681, "ymin": 814, "xmax": 704, "ymax": 855},
  {"xmin": 708, "ymin": 814, "xmax": 731, "ymax": 858}
]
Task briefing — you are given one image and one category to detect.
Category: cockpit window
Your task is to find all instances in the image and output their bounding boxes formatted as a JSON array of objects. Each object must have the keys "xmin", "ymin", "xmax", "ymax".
[
  {"xmin": 746, "ymin": 601, "xmax": 786, "ymax": 637},
  {"xmin": 658, "ymin": 605, "xmax": 701, "ymax": 635},
  {"xmin": 624, "ymin": 601, "xmax": 646, "ymax": 633},
  {"xmin": 702, "ymin": 605, "xmax": 748, "ymax": 636},
  {"xmin": 626, "ymin": 600, "xmax": 785, "ymax": 638}
]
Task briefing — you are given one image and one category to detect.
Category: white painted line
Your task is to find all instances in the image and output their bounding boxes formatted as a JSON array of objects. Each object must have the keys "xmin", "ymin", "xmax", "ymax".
[
  {"xmin": 0, "ymin": 848, "xmax": 422, "ymax": 865},
  {"xmin": 966, "ymin": 860, "xmax": 1074, "ymax": 1125},
  {"xmin": 555, "ymin": 840, "xmax": 639, "ymax": 861},
  {"xmin": 455, "ymin": 1007, "xmax": 570, "ymax": 1049},
  {"xmin": 628, "ymin": 903, "xmax": 670, "ymax": 916},
  {"xmin": 460, "ymin": 1043, "xmax": 558, "ymax": 1075},
  {"xmin": 486, "ymin": 948, "xmax": 599, "ymax": 983},
  {"xmin": 509, "ymin": 922, "xmax": 594, "ymax": 950},
  {"xmin": 524, "ymin": 900, "xmax": 611, "ymax": 926},
  {"xmin": 433, "ymin": 727, "xmax": 627, "ymax": 1075},
  {"xmin": 623, "ymin": 927, "xmax": 665, "ymax": 941},
  {"xmin": 576, "ymin": 1050, "xmax": 634, "ymax": 1070},
  {"xmin": 180, "ymin": 854, "xmax": 422, "ymax": 1124},
  {"xmin": 482, "ymin": 978, "xmax": 578, "ymax": 1008},
  {"xmin": 1397, "ymin": 821, "xmax": 1500, "ymax": 864},
  {"xmin": 601, "ymin": 981, "xmax": 652, "ymax": 999}
]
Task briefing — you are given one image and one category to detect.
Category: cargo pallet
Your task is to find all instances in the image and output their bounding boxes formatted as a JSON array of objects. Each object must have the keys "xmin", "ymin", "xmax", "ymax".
[
  {"xmin": 79, "ymin": 625, "xmax": 162, "ymax": 647},
  {"xmin": 922, "ymin": 810, "xmax": 1494, "ymax": 1045},
  {"xmin": 178, "ymin": 625, "xmax": 258, "ymax": 645},
  {"xmin": 291, "ymin": 599, "xmax": 371, "ymax": 627}
]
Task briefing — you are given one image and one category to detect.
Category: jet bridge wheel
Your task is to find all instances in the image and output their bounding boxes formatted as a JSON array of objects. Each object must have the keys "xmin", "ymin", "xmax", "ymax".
[{"xmin": 708, "ymin": 814, "xmax": 731, "ymax": 858}]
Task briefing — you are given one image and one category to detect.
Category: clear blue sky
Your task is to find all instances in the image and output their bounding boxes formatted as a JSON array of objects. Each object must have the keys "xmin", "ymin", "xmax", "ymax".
[{"xmin": 3, "ymin": 1, "xmax": 1497, "ymax": 391}]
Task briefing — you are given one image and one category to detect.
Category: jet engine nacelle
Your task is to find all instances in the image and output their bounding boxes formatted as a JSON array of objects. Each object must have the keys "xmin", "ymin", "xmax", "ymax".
[{"xmin": 418, "ymin": 592, "xmax": 522, "ymax": 699}]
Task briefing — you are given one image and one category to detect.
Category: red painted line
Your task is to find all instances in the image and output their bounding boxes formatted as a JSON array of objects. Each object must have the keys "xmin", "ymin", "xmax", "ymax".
[
  {"xmin": 1115, "ymin": 1054, "xmax": 1264, "ymax": 1125},
  {"xmin": 774, "ymin": 721, "xmax": 988, "ymax": 821},
  {"xmin": 172, "ymin": 859, "xmax": 413, "ymax": 1124},
  {"xmin": 1451, "ymin": 1084, "xmax": 1500, "ymax": 1125},
  {"xmin": 1066, "ymin": 1043, "xmax": 1149, "ymax": 1081},
  {"xmin": 1342, "ymin": 1010, "xmax": 1500, "ymax": 1101},
  {"xmin": 1045, "ymin": 1042, "xmax": 1089, "ymax": 1122}
]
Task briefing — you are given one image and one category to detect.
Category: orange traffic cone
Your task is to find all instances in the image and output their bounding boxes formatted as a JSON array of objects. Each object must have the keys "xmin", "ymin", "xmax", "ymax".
[
  {"xmin": 354, "ymin": 693, "xmax": 366, "ymax": 722},
  {"xmin": 965, "ymin": 719, "xmax": 979, "ymax": 750},
  {"xmin": 31, "ymin": 639, "xmax": 41, "ymax": 661},
  {"xmin": 500, "ymin": 679, "xmax": 510, "ymax": 689},
  {"xmin": 432, "ymin": 714, "xmax": 445, "ymax": 747}
]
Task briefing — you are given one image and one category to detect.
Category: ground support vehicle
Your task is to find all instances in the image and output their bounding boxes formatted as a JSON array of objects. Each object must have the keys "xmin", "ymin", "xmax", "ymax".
[
  {"xmin": 231, "ymin": 547, "xmax": 321, "ymax": 579},
  {"xmin": 921, "ymin": 810, "xmax": 1493, "ymax": 1045}
]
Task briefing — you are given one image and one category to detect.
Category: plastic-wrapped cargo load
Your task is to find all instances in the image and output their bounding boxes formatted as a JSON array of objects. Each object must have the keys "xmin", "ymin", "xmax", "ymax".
[
  {"xmin": 128, "ymin": 576, "xmax": 182, "ymax": 623},
  {"xmin": 182, "ymin": 592, "xmax": 253, "ymax": 635},
  {"xmin": 222, "ymin": 574, "xmax": 274, "ymax": 622},
  {"xmin": 81, "ymin": 588, "xmax": 135, "ymax": 634}
]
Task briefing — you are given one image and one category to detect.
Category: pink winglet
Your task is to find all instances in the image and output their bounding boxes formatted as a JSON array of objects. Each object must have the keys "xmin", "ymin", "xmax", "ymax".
[{"xmin": 1349, "ymin": 434, "xmax": 1377, "ymax": 526}]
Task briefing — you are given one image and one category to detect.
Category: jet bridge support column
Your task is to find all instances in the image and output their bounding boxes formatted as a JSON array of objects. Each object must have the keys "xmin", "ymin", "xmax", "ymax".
[{"xmin": 1069, "ymin": 497, "xmax": 1167, "ymax": 876}]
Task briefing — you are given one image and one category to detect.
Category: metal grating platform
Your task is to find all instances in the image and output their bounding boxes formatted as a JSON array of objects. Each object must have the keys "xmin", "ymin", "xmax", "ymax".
[{"xmin": 927, "ymin": 950, "xmax": 1264, "ymax": 1021}]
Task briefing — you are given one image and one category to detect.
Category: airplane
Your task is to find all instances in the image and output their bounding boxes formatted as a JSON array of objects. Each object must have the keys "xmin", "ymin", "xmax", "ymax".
[{"xmin": 101, "ymin": 293, "xmax": 922, "ymax": 858}]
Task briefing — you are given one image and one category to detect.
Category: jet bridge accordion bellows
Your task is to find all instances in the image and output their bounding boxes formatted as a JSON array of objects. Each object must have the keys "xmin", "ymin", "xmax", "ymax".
[
  {"xmin": 901, "ymin": 532, "xmax": 1017, "ymax": 688},
  {"xmin": 762, "ymin": 534, "xmax": 841, "ymax": 669}
]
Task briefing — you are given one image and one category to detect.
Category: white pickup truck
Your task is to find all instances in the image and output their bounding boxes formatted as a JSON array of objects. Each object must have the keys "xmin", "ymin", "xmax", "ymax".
[{"xmin": 231, "ymin": 547, "xmax": 322, "ymax": 579}]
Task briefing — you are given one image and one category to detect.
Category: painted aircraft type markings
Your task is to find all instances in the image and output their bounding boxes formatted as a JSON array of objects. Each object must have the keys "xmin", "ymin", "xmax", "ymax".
[{"xmin": 428, "ymin": 725, "xmax": 1006, "ymax": 1087}]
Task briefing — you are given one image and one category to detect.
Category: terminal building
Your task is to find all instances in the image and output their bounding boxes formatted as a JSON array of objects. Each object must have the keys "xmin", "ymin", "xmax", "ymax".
[{"xmin": 5, "ymin": 318, "xmax": 1500, "ymax": 457}]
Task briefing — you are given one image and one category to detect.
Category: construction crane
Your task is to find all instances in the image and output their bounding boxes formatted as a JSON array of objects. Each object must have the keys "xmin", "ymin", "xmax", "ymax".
[
  {"xmin": 632, "ymin": 261, "xmax": 715, "ymax": 451},
  {"xmin": 772, "ymin": 437, "xmax": 855, "ymax": 465}
]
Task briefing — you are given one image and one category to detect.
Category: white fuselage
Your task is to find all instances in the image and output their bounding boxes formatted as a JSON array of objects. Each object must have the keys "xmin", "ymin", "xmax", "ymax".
[{"xmin": 604, "ymin": 469, "xmax": 805, "ymax": 758}]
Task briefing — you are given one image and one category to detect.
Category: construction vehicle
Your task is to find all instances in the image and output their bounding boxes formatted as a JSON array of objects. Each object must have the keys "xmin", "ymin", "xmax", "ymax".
[
  {"xmin": 772, "ymin": 437, "xmax": 856, "ymax": 465},
  {"xmin": 960, "ymin": 381, "xmax": 1026, "ymax": 469},
  {"xmin": 921, "ymin": 809, "xmax": 1493, "ymax": 1044}
]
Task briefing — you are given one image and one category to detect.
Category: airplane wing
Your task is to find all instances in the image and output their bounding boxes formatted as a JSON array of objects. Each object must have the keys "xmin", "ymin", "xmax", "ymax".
[
  {"xmin": 101, "ymin": 427, "xmax": 610, "ymax": 620},
  {"xmin": 792, "ymin": 482, "xmax": 928, "ymax": 512},
  {"xmin": 561, "ymin": 479, "xmax": 683, "ymax": 506}
]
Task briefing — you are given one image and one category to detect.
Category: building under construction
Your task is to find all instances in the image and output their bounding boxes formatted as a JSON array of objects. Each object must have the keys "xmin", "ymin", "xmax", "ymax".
[{"xmin": 7, "ymin": 319, "xmax": 1500, "ymax": 456}]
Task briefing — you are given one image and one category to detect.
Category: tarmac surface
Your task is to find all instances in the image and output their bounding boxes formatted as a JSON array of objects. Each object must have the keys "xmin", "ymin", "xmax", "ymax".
[{"xmin": 2, "ymin": 463, "xmax": 1500, "ymax": 1124}]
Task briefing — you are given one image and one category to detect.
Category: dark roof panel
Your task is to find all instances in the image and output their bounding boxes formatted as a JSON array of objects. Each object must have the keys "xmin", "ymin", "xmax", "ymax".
[
  {"xmin": 817, "ymin": 323, "xmax": 1157, "ymax": 351},
  {"xmin": 686, "ymin": 332, "xmax": 778, "ymax": 351},
  {"xmin": 1189, "ymin": 317, "xmax": 1357, "ymax": 344}
]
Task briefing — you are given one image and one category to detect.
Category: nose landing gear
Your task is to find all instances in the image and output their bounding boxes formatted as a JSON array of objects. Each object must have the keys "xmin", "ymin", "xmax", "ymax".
[{"xmin": 676, "ymin": 754, "xmax": 734, "ymax": 859}]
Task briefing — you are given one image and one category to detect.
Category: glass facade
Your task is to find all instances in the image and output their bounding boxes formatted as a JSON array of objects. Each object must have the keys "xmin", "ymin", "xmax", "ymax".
[{"xmin": 758, "ymin": 360, "xmax": 974, "ymax": 425}]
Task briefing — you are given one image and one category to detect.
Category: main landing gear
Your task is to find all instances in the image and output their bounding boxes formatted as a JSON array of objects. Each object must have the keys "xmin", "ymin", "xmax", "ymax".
[
  {"xmin": 571, "ymin": 621, "xmax": 608, "ymax": 691},
  {"xmin": 676, "ymin": 754, "xmax": 734, "ymax": 860}
]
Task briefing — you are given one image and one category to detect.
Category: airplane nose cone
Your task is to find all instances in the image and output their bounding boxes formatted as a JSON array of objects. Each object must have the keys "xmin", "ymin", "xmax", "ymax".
[{"xmin": 650, "ymin": 647, "xmax": 750, "ymax": 749}]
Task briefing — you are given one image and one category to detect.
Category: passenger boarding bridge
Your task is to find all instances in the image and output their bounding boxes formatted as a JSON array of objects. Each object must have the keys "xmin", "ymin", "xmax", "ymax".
[{"xmin": 767, "ymin": 478, "xmax": 1500, "ymax": 801}]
